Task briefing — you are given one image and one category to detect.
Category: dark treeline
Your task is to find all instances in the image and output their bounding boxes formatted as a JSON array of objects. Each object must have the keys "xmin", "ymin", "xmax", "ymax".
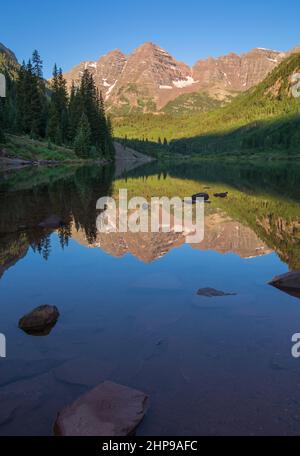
[
  {"xmin": 0, "ymin": 164, "xmax": 115, "ymax": 265},
  {"xmin": 0, "ymin": 50, "xmax": 114, "ymax": 159}
]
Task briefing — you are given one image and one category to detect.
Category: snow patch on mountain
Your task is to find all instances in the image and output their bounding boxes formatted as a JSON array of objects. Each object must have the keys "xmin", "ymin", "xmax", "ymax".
[
  {"xmin": 257, "ymin": 47, "xmax": 280, "ymax": 53},
  {"xmin": 173, "ymin": 76, "xmax": 198, "ymax": 88},
  {"xmin": 105, "ymin": 80, "xmax": 117, "ymax": 99},
  {"xmin": 103, "ymin": 78, "xmax": 111, "ymax": 87}
]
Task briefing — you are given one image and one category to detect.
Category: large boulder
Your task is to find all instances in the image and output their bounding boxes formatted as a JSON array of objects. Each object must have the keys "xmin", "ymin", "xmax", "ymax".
[
  {"xmin": 18, "ymin": 305, "xmax": 60, "ymax": 336},
  {"xmin": 269, "ymin": 270, "xmax": 300, "ymax": 298},
  {"xmin": 54, "ymin": 381, "xmax": 148, "ymax": 436}
]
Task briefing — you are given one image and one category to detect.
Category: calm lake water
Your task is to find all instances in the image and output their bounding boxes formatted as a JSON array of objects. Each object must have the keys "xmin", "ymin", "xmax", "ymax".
[{"xmin": 1, "ymin": 160, "xmax": 300, "ymax": 436}]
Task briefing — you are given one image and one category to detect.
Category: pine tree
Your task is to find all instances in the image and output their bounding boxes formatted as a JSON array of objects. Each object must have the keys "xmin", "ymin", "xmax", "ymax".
[
  {"xmin": 47, "ymin": 64, "xmax": 59, "ymax": 142},
  {"xmin": 32, "ymin": 50, "xmax": 43, "ymax": 79},
  {"xmin": 57, "ymin": 68, "xmax": 69, "ymax": 142},
  {"xmin": 74, "ymin": 113, "xmax": 91, "ymax": 158},
  {"xmin": 15, "ymin": 53, "xmax": 46, "ymax": 138},
  {"xmin": 68, "ymin": 70, "xmax": 115, "ymax": 159},
  {"xmin": 68, "ymin": 81, "xmax": 81, "ymax": 141},
  {"xmin": 47, "ymin": 65, "xmax": 69, "ymax": 144}
]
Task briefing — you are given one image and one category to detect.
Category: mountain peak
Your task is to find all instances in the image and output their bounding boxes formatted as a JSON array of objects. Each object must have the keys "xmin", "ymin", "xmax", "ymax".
[
  {"xmin": 63, "ymin": 43, "xmax": 293, "ymax": 114},
  {"xmin": 139, "ymin": 41, "xmax": 159, "ymax": 48},
  {"xmin": 105, "ymin": 48, "xmax": 124, "ymax": 57},
  {"xmin": 133, "ymin": 41, "xmax": 166, "ymax": 53},
  {"xmin": 0, "ymin": 42, "xmax": 18, "ymax": 63}
]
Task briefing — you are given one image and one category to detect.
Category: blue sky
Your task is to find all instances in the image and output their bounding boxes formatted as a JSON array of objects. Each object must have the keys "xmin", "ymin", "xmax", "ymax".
[{"xmin": 1, "ymin": 0, "xmax": 300, "ymax": 78}]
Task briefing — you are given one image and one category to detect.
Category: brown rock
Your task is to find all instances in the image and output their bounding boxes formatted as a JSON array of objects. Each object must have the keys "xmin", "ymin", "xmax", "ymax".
[
  {"xmin": 192, "ymin": 192, "xmax": 209, "ymax": 202},
  {"xmin": 269, "ymin": 270, "xmax": 300, "ymax": 298},
  {"xmin": 214, "ymin": 192, "xmax": 228, "ymax": 198},
  {"xmin": 54, "ymin": 381, "xmax": 148, "ymax": 436},
  {"xmin": 19, "ymin": 305, "xmax": 60, "ymax": 336}
]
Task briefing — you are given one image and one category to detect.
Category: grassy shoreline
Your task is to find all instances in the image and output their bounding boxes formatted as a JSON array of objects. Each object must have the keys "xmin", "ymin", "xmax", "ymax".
[
  {"xmin": 1, "ymin": 134, "xmax": 82, "ymax": 162},
  {"xmin": 0, "ymin": 134, "xmax": 111, "ymax": 167}
]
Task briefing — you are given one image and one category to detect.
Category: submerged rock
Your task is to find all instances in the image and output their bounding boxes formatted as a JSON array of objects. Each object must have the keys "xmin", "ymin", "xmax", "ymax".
[
  {"xmin": 19, "ymin": 305, "xmax": 60, "ymax": 336},
  {"xmin": 269, "ymin": 270, "xmax": 300, "ymax": 298},
  {"xmin": 197, "ymin": 287, "xmax": 237, "ymax": 298},
  {"xmin": 54, "ymin": 381, "xmax": 148, "ymax": 436},
  {"xmin": 38, "ymin": 215, "xmax": 64, "ymax": 229}
]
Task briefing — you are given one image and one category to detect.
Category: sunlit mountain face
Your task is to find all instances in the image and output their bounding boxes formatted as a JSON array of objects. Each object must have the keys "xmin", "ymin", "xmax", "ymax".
[{"xmin": 63, "ymin": 42, "xmax": 293, "ymax": 114}]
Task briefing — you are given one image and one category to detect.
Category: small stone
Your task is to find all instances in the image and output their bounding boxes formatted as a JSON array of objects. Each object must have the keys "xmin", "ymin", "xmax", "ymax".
[
  {"xmin": 214, "ymin": 192, "xmax": 228, "ymax": 198},
  {"xmin": 197, "ymin": 288, "xmax": 237, "ymax": 298},
  {"xmin": 54, "ymin": 381, "xmax": 148, "ymax": 436},
  {"xmin": 19, "ymin": 305, "xmax": 60, "ymax": 336}
]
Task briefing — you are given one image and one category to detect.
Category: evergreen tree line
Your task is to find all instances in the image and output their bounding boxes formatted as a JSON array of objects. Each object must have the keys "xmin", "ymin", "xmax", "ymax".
[{"xmin": 0, "ymin": 50, "xmax": 115, "ymax": 159}]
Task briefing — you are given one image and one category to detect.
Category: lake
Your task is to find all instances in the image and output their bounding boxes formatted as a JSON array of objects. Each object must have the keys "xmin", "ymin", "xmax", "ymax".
[{"xmin": 1, "ymin": 159, "xmax": 300, "ymax": 436}]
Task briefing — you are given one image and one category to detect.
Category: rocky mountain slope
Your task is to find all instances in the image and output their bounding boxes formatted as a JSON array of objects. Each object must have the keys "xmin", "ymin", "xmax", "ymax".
[
  {"xmin": 192, "ymin": 48, "xmax": 286, "ymax": 95},
  {"xmin": 168, "ymin": 51, "xmax": 300, "ymax": 154},
  {"xmin": 114, "ymin": 50, "xmax": 300, "ymax": 153},
  {"xmin": 0, "ymin": 42, "xmax": 19, "ymax": 75},
  {"xmin": 63, "ymin": 42, "xmax": 297, "ymax": 113},
  {"xmin": 0, "ymin": 43, "xmax": 17, "ymax": 64}
]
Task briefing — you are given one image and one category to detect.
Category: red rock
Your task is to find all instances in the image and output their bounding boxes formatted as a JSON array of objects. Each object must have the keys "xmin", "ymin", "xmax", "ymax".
[
  {"xmin": 63, "ymin": 43, "xmax": 290, "ymax": 113},
  {"xmin": 54, "ymin": 381, "xmax": 148, "ymax": 436}
]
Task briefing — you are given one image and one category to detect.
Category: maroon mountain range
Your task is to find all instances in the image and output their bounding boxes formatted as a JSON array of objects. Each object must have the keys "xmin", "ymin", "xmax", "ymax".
[{"xmin": 63, "ymin": 42, "xmax": 299, "ymax": 113}]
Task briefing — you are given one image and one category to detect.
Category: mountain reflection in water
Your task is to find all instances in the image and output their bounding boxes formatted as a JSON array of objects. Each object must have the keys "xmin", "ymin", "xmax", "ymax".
[{"xmin": 1, "ymin": 160, "xmax": 300, "ymax": 436}]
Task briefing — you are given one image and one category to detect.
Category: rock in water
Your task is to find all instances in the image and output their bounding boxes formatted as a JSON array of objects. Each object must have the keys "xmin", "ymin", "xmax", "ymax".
[
  {"xmin": 214, "ymin": 192, "xmax": 228, "ymax": 198},
  {"xmin": 191, "ymin": 192, "xmax": 209, "ymax": 203},
  {"xmin": 19, "ymin": 305, "xmax": 60, "ymax": 336},
  {"xmin": 269, "ymin": 270, "xmax": 300, "ymax": 298},
  {"xmin": 38, "ymin": 215, "xmax": 64, "ymax": 229},
  {"xmin": 54, "ymin": 381, "xmax": 148, "ymax": 436},
  {"xmin": 197, "ymin": 288, "xmax": 236, "ymax": 298}
]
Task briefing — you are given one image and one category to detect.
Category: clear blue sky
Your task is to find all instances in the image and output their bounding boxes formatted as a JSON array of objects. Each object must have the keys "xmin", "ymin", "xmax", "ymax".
[{"xmin": 1, "ymin": 0, "xmax": 300, "ymax": 78}]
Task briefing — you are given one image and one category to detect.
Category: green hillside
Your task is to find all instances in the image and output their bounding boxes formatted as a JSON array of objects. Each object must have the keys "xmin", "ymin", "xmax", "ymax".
[
  {"xmin": 113, "ymin": 53, "xmax": 300, "ymax": 157},
  {"xmin": 162, "ymin": 91, "xmax": 224, "ymax": 115}
]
